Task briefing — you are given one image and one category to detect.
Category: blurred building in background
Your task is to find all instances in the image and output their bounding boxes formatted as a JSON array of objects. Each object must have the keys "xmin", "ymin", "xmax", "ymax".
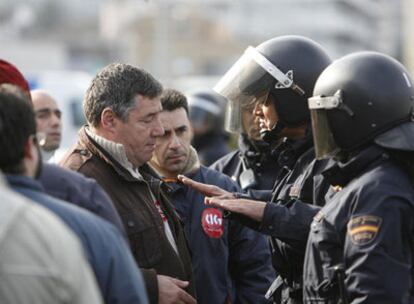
[
  {"xmin": 0, "ymin": 0, "xmax": 106, "ymax": 72},
  {"xmin": 99, "ymin": 0, "xmax": 405, "ymax": 85},
  {"xmin": 402, "ymin": 0, "xmax": 414, "ymax": 74},
  {"xmin": 0, "ymin": 0, "xmax": 408, "ymax": 78},
  {"xmin": 0, "ymin": 0, "xmax": 411, "ymax": 154}
]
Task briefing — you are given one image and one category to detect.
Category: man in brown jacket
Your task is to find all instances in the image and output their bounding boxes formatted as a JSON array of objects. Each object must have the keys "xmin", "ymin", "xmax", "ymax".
[{"xmin": 60, "ymin": 63, "xmax": 196, "ymax": 304}]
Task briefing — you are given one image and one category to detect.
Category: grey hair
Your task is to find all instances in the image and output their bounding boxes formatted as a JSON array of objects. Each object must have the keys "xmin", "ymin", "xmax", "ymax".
[{"xmin": 84, "ymin": 63, "xmax": 163, "ymax": 127}]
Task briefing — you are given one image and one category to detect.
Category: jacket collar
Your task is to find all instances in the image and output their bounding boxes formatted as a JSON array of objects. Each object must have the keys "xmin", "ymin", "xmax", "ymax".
[
  {"xmin": 85, "ymin": 127, "xmax": 143, "ymax": 180},
  {"xmin": 239, "ymin": 133, "xmax": 270, "ymax": 155},
  {"xmin": 275, "ymin": 134, "xmax": 314, "ymax": 170},
  {"xmin": 78, "ymin": 126, "xmax": 144, "ymax": 182},
  {"xmin": 150, "ymin": 146, "xmax": 200, "ymax": 181},
  {"xmin": 6, "ymin": 174, "xmax": 44, "ymax": 192},
  {"xmin": 181, "ymin": 146, "xmax": 200, "ymax": 175},
  {"xmin": 322, "ymin": 145, "xmax": 389, "ymax": 187}
]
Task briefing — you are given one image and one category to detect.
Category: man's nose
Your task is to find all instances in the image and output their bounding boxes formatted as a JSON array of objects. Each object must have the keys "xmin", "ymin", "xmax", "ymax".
[
  {"xmin": 253, "ymin": 103, "xmax": 263, "ymax": 117},
  {"xmin": 168, "ymin": 134, "xmax": 181, "ymax": 150},
  {"xmin": 152, "ymin": 115, "xmax": 165, "ymax": 137},
  {"xmin": 50, "ymin": 112, "xmax": 61, "ymax": 127}
]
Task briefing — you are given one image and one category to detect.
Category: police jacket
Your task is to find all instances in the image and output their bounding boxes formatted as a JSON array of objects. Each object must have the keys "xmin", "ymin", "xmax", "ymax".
[
  {"xmin": 160, "ymin": 151, "xmax": 275, "ymax": 304},
  {"xmin": 211, "ymin": 134, "xmax": 282, "ymax": 192},
  {"xmin": 259, "ymin": 135, "xmax": 332, "ymax": 303},
  {"xmin": 60, "ymin": 126, "xmax": 196, "ymax": 303},
  {"xmin": 39, "ymin": 163, "xmax": 125, "ymax": 235},
  {"xmin": 6, "ymin": 174, "xmax": 149, "ymax": 304},
  {"xmin": 303, "ymin": 145, "xmax": 414, "ymax": 304}
]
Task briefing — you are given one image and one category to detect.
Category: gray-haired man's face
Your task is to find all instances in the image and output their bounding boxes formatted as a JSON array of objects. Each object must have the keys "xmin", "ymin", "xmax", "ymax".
[{"xmin": 111, "ymin": 95, "xmax": 165, "ymax": 167}]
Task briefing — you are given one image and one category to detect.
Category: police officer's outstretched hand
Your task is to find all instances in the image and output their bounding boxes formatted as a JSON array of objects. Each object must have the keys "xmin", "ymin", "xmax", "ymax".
[
  {"xmin": 205, "ymin": 197, "xmax": 267, "ymax": 222},
  {"xmin": 178, "ymin": 175, "xmax": 235, "ymax": 199}
]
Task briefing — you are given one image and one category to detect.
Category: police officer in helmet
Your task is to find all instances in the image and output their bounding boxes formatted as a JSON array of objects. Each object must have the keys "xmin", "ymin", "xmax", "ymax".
[
  {"xmin": 179, "ymin": 35, "xmax": 333, "ymax": 303},
  {"xmin": 303, "ymin": 51, "xmax": 414, "ymax": 303},
  {"xmin": 210, "ymin": 92, "xmax": 283, "ymax": 193},
  {"xmin": 187, "ymin": 88, "xmax": 230, "ymax": 166}
]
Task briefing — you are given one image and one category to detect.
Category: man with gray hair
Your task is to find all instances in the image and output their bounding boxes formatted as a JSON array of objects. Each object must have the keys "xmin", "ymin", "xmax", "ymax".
[{"xmin": 61, "ymin": 63, "xmax": 196, "ymax": 304}]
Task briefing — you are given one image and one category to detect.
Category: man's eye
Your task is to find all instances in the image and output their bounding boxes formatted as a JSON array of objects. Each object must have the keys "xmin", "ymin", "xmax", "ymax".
[
  {"xmin": 143, "ymin": 115, "xmax": 154, "ymax": 123},
  {"xmin": 36, "ymin": 113, "xmax": 49, "ymax": 119},
  {"xmin": 160, "ymin": 131, "xmax": 171, "ymax": 138},
  {"xmin": 176, "ymin": 127, "xmax": 187, "ymax": 135}
]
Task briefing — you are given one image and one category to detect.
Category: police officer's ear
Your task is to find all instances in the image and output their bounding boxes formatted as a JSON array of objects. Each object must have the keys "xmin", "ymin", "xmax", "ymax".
[{"xmin": 100, "ymin": 107, "xmax": 117, "ymax": 131}]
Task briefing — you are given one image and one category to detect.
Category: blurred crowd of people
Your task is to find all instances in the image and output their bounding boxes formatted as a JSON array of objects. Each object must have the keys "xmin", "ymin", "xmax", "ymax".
[{"xmin": 1, "ymin": 33, "xmax": 414, "ymax": 304}]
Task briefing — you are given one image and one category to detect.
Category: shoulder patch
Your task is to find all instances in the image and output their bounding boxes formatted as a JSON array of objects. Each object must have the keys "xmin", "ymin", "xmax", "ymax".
[{"xmin": 347, "ymin": 215, "xmax": 382, "ymax": 245}]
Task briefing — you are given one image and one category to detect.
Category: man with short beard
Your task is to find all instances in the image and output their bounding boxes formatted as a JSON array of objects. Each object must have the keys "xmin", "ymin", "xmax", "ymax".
[{"xmin": 149, "ymin": 89, "xmax": 275, "ymax": 304}]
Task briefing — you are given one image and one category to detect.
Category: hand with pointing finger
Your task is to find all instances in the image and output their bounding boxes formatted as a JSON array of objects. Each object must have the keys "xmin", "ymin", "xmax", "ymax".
[{"xmin": 178, "ymin": 175, "xmax": 235, "ymax": 199}]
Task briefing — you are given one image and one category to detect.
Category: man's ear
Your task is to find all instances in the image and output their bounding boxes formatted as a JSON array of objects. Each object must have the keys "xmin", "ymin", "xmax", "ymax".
[
  {"xmin": 100, "ymin": 107, "xmax": 117, "ymax": 132},
  {"xmin": 23, "ymin": 136, "xmax": 36, "ymax": 160}
]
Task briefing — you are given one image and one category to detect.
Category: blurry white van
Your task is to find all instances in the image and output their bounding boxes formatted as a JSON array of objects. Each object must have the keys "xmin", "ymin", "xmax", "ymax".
[{"xmin": 26, "ymin": 71, "xmax": 92, "ymax": 162}]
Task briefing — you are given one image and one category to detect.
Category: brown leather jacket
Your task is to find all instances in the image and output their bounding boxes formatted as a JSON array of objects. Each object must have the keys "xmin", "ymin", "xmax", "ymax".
[{"xmin": 60, "ymin": 127, "xmax": 196, "ymax": 303}]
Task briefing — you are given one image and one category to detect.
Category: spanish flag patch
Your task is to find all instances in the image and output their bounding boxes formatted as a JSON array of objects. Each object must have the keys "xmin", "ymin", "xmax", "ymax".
[{"xmin": 347, "ymin": 215, "xmax": 382, "ymax": 245}]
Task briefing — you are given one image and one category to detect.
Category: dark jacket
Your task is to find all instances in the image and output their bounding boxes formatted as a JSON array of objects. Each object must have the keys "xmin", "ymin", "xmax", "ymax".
[
  {"xmin": 39, "ymin": 163, "xmax": 125, "ymax": 235},
  {"xmin": 167, "ymin": 165, "xmax": 275, "ymax": 304},
  {"xmin": 258, "ymin": 136, "xmax": 332, "ymax": 304},
  {"xmin": 6, "ymin": 174, "xmax": 149, "ymax": 304},
  {"xmin": 60, "ymin": 127, "xmax": 196, "ymax": 303},
  {"xmin": 303, "ymin": 145, "xmax": 414, "ymax": 303},
  {"xmin": 211, "ymin": 134, "xmax": 282, "ymax": 192}
]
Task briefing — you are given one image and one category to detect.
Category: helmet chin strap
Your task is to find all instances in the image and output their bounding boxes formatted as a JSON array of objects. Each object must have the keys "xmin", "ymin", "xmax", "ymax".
[{"xmin": 260, "ymin": 121, "xmax": 285, "ymax": 145}]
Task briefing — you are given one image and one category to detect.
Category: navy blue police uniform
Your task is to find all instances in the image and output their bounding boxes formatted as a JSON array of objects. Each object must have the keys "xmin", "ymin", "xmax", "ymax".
[
  {"xmin": 303, "ymin": 145, "xmax": 414, "ymax": 303},
  {"xmin": 257, "ymin": 135, "xmax": 333, "ymax": 304}
]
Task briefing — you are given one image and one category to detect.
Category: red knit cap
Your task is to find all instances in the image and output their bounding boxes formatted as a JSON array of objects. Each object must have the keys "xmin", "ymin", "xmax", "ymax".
[{"xmin": 0, "ymin": 59, "xmax": 30, "ymax": 93}]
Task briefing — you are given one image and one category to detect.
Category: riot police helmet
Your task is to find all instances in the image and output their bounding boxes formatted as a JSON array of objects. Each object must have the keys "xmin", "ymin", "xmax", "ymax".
[
  {"xmin": 308, "ymin": 51, "xmax": 414, "ymax": 159},
  {"xmin": 214, "ymin": 35, "xmax": 331, "ymax": 139},
  {"xmin": 186, "ymin": 88, "xmax": 226, "ymax": 136}
]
